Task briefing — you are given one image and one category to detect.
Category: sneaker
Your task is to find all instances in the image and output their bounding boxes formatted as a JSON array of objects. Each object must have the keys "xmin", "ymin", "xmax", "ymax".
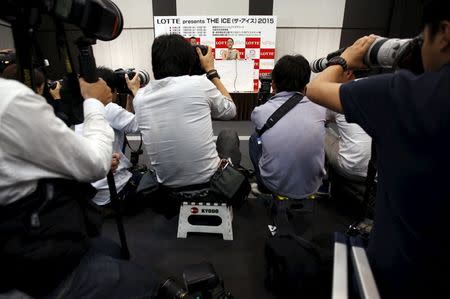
[{"xmin": 251, "ymin": 182, "xmax": 262, "ymax": 196}]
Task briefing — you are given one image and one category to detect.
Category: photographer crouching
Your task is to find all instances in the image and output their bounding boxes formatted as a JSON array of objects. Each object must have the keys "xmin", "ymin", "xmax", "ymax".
[
  {"xmin": 0, "ymin": 76, "xmax": 160, "ymax": 298},
  {"xmin": 306, "ymin": 0, "xmax": 450, "ymax": 298},
  {"xmin": 75, "ymin": 66, "xmax": 146, "ymax": 217}
]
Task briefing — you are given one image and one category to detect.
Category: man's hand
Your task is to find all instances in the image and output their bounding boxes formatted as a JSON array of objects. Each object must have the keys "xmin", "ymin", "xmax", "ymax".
[
  {"xmin": 79, "ymin": 78, "xmax": 112, "ymax": 106},
  {"xmin": 197, "ymin": 46, "xmax": 215, "ymax": 73},
  {"xmin": 125, "ymin": 73, "xmax": 141, "ymax": 96},
  {"xmin": 49, "ymin": 81, "xmax": 62, "ymax": 100},
  {"xmin": 111, "ymin": 153, "xmax": 121, "ymax": 173},
  {"xmin": 341, "ymin": 35, "xmax": 377, "ymax": 70}
]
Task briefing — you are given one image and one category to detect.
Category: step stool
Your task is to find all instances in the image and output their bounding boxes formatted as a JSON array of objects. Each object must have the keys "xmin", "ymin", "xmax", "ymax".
[{"xmin": 177, "ymin": 201, "xmax": 234, "ymax": 240}]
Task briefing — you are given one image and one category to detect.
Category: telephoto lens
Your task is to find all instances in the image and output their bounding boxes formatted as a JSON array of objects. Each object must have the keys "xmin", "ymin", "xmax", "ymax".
[
  {"xmin": 363, "ymin": 37, "xmax": 412, "ymax": 68},
  {"xmin": 158, "ymin": 278, "xmax": 193, "ymax": 299},
  {"xmin": 114, "ymin": 68, "xmax": 150, "ymax": 94}
]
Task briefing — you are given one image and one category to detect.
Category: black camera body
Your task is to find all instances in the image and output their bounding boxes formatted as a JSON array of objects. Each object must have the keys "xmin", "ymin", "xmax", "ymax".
[
  {"xmin": 113, "ymin": 68, "xmax": 150, "ymax": 94},
  {"xmin": 191, "ymin": 44, "xmax": 209, "ymax": 76},
  {"xmin": 258, "ymin": 73, "xmax": 272, "ymax": 105},
  {"xmin": 158, "ymin": 263, "xmax": 233, "ymax": 299},
  {"xmin": 0, "ymin": 50, "xmax": 16, "ymax": 74}
]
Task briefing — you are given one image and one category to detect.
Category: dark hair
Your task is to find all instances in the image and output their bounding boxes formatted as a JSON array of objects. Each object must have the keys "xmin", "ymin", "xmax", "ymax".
[
  {"xmin": 227, "ymin": 38, "xmax": 234, "ymax": 43},
  {"xmin": 271, "ymin": 55, "xmax": 310, "ymax": 93},
  {"xmin": 422, "ymin": 0, "xmax": 450, "ymax": 37},
  {"xmin": 97, "ymin": 66, "xmax": 116, "ymax": 92},
  {"xmin": 1, "ymin": 63, "xmax": 45, "ymax": 88},
  {"xmin": 190, "ymin": 36, "xmax": 196, "ymax": 40},
  {"xmin": 152, "ymin": 34, "xmax": 195, "ymax": 80}
]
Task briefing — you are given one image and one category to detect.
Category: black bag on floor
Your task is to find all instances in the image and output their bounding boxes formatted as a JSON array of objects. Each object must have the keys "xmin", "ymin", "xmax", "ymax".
[
  {"xmin": 265, "ymin": 233, "xmax": 323, "ymax": 297},
  {"xmin": 265, "ymin": 200, "xmax": 324, "ymax": 298}
]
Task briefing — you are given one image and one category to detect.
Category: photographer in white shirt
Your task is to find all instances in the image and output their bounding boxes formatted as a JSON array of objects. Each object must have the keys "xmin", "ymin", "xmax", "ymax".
[
  {"xmin": 75, "ymin": 67, "xmax": 143, "ymax": 214},
  {"xmin": 0, "ymin": 77, "xmax": 160, "ymax": 298}
]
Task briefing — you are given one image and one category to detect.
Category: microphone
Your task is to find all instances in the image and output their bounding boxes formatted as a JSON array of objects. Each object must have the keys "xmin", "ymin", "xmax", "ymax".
[{"xmin": 310, "ymin": 48, "xmax": 346, "ymax": 73}]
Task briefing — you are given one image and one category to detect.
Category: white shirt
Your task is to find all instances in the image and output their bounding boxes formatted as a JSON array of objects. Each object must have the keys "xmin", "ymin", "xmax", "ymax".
[
  {"xmin": 133, "ymin": 75, "xmax": 236, "ymax": 187},
  {"xmin": 327, "ymin": 110, "xmax": 372, "ymax": 177},
  {"xmin": 0, "ymin": 78, "xmax": 114, "ymax": 206},
  {"xmin": 75, "ymin": 102, "xmax": 139, "ymax": 205}
]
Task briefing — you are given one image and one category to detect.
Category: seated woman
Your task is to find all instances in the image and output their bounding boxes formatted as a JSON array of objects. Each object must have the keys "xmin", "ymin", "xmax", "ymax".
[{"xmin": 221, "ymin": 38, "xmax": 240, "ymax": 60}]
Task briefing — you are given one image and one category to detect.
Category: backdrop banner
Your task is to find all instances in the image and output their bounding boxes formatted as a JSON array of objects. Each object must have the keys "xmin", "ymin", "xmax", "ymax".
[{"xmin": 154, "ymin": 15, "xmax": 277, "ymax": 92}]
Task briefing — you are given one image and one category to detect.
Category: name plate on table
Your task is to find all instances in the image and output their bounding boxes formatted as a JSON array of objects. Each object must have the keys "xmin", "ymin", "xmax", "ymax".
[{"xmin": 215, "ymin": 60, "xmax": 254, "ymax": 93}]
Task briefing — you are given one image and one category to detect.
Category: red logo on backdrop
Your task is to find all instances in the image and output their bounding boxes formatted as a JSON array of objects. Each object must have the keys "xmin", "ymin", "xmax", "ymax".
[
  {"xmin": 253, "ymin": 79, "xmax": 259, "ymax": 92},
  {"xmin": 215, "ymin": 38, "xmax": 229, "ymax": 48},
  {"xmin": 259, "ymin": 69, "xmax": 272, "ymax": 77},
  {"xmin": 253, "ymin": 59, "xmax": 260, "ymax": 69},
  {"xmin": 237, "ymin": 48, "xmax": 245, "ymax": 58},
  {"xmin": 245, "ymin": 37, "xmax": 260, "ymax": 48},
  {"xmin": 260, "ymin": 49, "xmax": 275, "ymax": 59},
  {"xmin": 191, "ymin": 207, "xmax": 199, "ymax": 214}
]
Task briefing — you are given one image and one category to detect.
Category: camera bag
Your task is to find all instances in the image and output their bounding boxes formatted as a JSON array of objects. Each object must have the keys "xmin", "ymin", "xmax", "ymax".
[
  {"xmin": 264, "ymin": 200, "xmax": 324, "ymax": 298},
  {"xmin": 0, "ymin": 179, "xmax": 100, "ymax": 297}
]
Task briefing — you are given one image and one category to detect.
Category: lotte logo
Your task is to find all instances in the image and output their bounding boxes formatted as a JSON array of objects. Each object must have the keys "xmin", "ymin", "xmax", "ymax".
[
  {"xmin": 245, "ymin": 38, "xmax": 260, "ymax": 48},
  {"xmin": 215, "ymin": 38, "xmax": 229, "ymax": 48}
]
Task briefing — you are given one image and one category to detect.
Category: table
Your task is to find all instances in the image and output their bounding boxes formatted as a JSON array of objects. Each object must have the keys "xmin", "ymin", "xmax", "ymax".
[{"xmin": 231, "ymin": 92, "xmax": 259, "ymax": 121}]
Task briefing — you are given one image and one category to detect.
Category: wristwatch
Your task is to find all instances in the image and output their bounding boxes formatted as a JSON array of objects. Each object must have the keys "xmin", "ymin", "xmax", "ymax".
[
  {"xmin": 326, "ymin": 56, "xmax": 348, "ymax": 71},
  {"xmin": 206, "ymin": 69, "xmax": 220, "ymax": 80}
]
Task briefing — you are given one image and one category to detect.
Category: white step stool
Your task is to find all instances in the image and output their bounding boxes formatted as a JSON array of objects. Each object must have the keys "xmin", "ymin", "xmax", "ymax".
[{"xmin": 177, "ymin": 201, "xmax": 234, "ymax": 240}]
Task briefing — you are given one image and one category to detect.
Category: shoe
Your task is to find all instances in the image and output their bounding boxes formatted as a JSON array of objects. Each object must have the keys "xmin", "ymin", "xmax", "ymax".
[{"xmin": 251, "ymin": 182, "xmax": 262, "ymax": 196}]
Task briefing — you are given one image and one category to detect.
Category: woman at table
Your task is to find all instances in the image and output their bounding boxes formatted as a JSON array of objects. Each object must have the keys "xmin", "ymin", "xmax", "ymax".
[{"xmin": 222, "ymin": 38, "xmax": 240, "ymax": 60}]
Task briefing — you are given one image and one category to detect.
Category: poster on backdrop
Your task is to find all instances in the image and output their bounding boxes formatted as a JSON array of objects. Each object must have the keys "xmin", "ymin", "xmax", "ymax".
[{"xmin": 154, "ymin": 16, "xmax": 277, "ymax": 92}]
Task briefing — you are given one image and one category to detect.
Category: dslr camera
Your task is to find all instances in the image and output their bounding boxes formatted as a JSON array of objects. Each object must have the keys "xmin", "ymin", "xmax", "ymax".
[
  {"xmin": 113, "ymin": 68, "xmax": 150, "ymax": 94},
  {"xmin": 191, "ymin": 44, "xmax": 209, "ymax": 76},
  {"xmin": 258, "ymin": 73, "xmax": 272, "ymax": 105},
  {"xmin": 310, "ymin": 35, "xmax": 424, "ymax": 74},
  {"xmin": 158, "ymin": 262, "xmax": 233, "ymax": 299},
  {"xmin": 0, "ymin": 49, "xmax": 16, "ymax": 74}
]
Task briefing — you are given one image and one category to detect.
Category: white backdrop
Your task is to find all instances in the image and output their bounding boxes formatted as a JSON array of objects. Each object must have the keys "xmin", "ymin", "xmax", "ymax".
[{"xmin": 154, "ymin": 15, "xmax": 277, "ymax": 91}]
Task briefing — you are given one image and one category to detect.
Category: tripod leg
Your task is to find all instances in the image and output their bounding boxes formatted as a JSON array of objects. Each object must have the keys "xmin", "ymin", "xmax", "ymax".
[{"xmin": 107, "ymin": 171, "xmax": 131, "ymax": 260}]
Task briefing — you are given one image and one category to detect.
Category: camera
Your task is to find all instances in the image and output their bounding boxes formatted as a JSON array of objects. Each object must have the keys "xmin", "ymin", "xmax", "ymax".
[
  {"xmin": 1, "ymin": 0, "xmax": 125, "ymax": 126},
  {"xmin": 0, "ymin": 50, "xmax": 16, "ymax": 74},
  {"xmin": 47, "ymin": 79, "xmax": 64, "ymax": 90},
  {"xmin": 310, "ymin": 35, "xmax": 424, "ymax": 74},
  {"xmin": 1, "ymin": 0, "xmax": 123, "ymax": 42},
  {"xmin": 191, "ymin": 45, "xmax": 209, "ymax": 76},
  {"xmin": 158, "ymin": 262, "xmax": 233, "ymax": 299},
  {"xmin": 258, "ymin": 73, "xmax": 272, "ymax": 105},
  {"xmin": 113, "ymin": 68, "xmax": 150, "ymax": 94}
]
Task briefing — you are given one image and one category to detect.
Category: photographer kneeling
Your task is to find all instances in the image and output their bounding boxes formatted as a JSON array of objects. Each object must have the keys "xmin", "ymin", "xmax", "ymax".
[
  {"xmin": 0, "ymin": 77, "xmax": 159, "ymax": 298},
  {"xmin": 306, "ymin": 1, "xmax": 450, "ymax": 298}
]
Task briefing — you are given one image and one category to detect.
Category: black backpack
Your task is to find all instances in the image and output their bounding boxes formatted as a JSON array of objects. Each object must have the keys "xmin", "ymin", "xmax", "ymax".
[{"xmin": 264, "ymin": 200, "xmax": 325, "ymax": 298}]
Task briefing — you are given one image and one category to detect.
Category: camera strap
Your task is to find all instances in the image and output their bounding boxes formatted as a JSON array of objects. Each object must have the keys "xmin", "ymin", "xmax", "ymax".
[
  {"xmin": 256, "ymin": 93, "xmax": 304, "ymax": 138},
  {"xmin": 363, "ymin": 141, "xmax": 377, "ymax": 216},
  {"xmin": 125, "ymin": 134, "xmax": 144, "ymax": 167}
]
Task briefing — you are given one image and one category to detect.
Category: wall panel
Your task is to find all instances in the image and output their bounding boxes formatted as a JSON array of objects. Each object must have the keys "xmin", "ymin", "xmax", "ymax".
[
  {"xmin": 274, "ymin": 0, "xmax": 346, "ymax": 28},
  {"xmin": 176, "ymin": 0, "xmax": 249, "ymax": 16}
]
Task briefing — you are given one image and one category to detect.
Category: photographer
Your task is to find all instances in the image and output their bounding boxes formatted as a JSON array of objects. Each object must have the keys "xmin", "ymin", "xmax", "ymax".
[
  {"xmin": 324, "ymin": 70, "xmax": 371, "ymax": 181},
  {"xmin": 0, "ymin": 77, "xmax": 159, "ymax": 298},
  {"xmin": 249, "ymin": 54, "xmax": 326, "ymax": 198},
  {"xmin": 75, "ymin": 66, "xmax": 142, "ymax": 216},
  {"xmin": 306, "ymin": 1, "xmax": 450, "ymax": 298},
  {"xmin": 133, "ymin": 34, "xmax": 241, "ymax": 193}
]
